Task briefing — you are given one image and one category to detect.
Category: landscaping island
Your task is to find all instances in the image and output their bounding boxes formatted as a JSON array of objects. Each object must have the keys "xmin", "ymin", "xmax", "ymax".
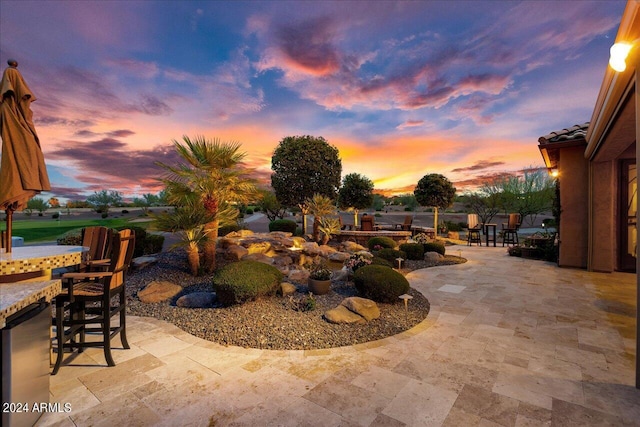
[{"xmin": 126, "ymin": 249, "xmax": 466, "ymax": 350}]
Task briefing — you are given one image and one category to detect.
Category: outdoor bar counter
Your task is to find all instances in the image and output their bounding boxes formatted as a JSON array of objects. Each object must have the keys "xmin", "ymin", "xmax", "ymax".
[{"xmin": 0, "ymin": 245, "xmax": 86, "ymax": 283}]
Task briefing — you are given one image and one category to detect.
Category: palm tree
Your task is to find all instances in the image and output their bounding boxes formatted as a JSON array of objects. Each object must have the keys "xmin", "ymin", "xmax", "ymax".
[
  {"xmin": 156, "ymin": 135, "xmax": 257, "ymax": 272},
  {"xmin": 152, "ymin": 203, "xmax": 214, "ymax": 275}
]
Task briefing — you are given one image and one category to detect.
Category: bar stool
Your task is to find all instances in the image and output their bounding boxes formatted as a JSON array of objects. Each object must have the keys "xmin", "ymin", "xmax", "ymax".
[
  {"xmin": 502, "ymin": 213, "xmax": 520, "ymax": 247},
  {"xmin": 466, "ymin": 214, "xmax": 482, "ymax": 246}
]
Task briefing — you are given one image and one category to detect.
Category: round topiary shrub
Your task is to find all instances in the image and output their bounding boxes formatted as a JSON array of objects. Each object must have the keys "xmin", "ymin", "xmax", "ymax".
[
  {"xmin": 219, "ymin": 223, "xmax": 241, "ymax": 236},
  {"xmin": 354, "ymin": 265, "xmax": 410, "ymax": 303},
  {"xmin": 246, "ymin": 208, "xmax": 254, "ymax": 215},
  {"xmin": 268, "ymin": 219, "xmax": 297, "ymax": 234},
  {"xmin": 399, "ymin": 243, "xmax": 424, "ymax": 260},
  {"xmin": 370, "ymin": 256, "xmax": 393, "ymax": 268},
  {"xmin": 367, "ymin": 236, "xmax": 397, "ymax": 251},
  {"xmin": 376, "ymin": 248, "xmax": 407, "ymax": 262},
  {"xmin": 213, "ymin": 260, "xmax": 284, "ymax": 306},
  {"xmin": 423, "ymin": 242, "xmax": 446, "ymax": 256}
]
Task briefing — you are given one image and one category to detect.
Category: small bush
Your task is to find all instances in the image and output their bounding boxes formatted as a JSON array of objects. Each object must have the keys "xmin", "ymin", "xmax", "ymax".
[
  {"xmin": 354, "ymin": 265, "xmax": 410, "ymax": 303},
  {"xmin": 122, "ymin": 209, "xmax": 129, "ymax": 214},
  {"xmin": 269, "ymin": 219, "xmax": 297, "ymax": 234},
  {"xmin": 219, "ymin": 223, "xmax": 241, "ymax": 236},
  {"xmin": 246, "ymin": 208, "xmax": 254, "ymax": 215},
  {"xmin": 116, "ymin": 226, "xmax": 147, "ymax": 257},
  {"xmin": 423, "ymin": 242, "xmax": 446, "ymax": 256},
  {"xmin": 367, "ymin": 236, "xmax": 396, "ymax": 251},
  {"xmin": 295, "ymin": 227, "xmax": 304, "ymax": 236},
  {"xmin": 444, "ymin": 221, "xmax": 462, "ymax": 232},
  {"xmin": 213, "ymin": 261, "xmax": 283, "ymax": 306},
  {"xmin": 51, "ymin": 212, "xmax": 60, "ymax": 219},
  {"xmin": 399, "ymin": 243, "xmax": 424, "ymax": 260},
  {"xmin": 143, "ymin": 234, "xmax": 165, "ymax": 254},
  {"xmin": 376, "ymin": 248, "xmax": 407, "ymax": 262},
  {"xmin": 57, "ymin": 229, "xmax": 83, "ymax": 246},
  {"xmin": 101, "ymin": 212, "xmax": 108, "ymax": 218},
  {"xmin": 370, "ymin": 256, "xmax": 393, "ymax": 268}
]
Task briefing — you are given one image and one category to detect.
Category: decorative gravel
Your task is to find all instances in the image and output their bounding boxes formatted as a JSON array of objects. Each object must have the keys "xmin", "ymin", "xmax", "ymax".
[{"xmin": 126, "ymin": 251, "xmax": 466, "ymax": 350}]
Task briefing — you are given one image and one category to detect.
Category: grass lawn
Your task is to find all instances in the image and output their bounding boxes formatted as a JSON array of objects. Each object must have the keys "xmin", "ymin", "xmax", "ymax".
[{"xmin": 4, "ymin": 217, "xmax": 150, "ymax": 243}]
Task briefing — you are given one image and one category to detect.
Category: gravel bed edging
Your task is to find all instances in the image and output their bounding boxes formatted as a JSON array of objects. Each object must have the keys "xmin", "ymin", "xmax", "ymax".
[{"xmin": 126, "ymin": 251, "xmax": 466, "ymax": 350}]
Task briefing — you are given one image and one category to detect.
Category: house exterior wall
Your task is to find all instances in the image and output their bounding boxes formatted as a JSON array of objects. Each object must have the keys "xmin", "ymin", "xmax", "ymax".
[
  {"xmin": 558, "ymin": 146, "xmax": 589, "ymax": 268},
  {"xmin": 590, "ymin": 161, "xmax": 616, "ymax": 272}
]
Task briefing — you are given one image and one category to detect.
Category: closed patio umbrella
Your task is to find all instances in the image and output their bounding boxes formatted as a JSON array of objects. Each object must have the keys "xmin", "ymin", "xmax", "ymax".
[{"xmin": 0, "ymin": 60, "xmax": 50, "ymax": 252}]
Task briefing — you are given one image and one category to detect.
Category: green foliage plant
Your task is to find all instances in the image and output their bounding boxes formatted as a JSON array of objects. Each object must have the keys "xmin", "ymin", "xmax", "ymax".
[
  {"xmin": 353, "ymin": 265, "xmax": 410, "ymax": 303},
  {"xmin": 338, "ymin": 173, "xmax": 374, "ymax": 227},
  {"xmin": 423, "ymin": 242, "xmax": 446, "ymax": 256},
  {"xmin": 257, "ymin": 190, "xmax": 287, "ymax": 221},
  {"xmin": 25, "ymin": 197, "xmax": 49, "ymax": 215},
  {"xmin": 367, "ymin": 236, "xmax": 397, "ymax": 251},
  {"xmin": 414, "ymin": 174, "xmax": 456, "ymax": 231},
  {"xmin": 370, "ymin": 256, "xmax": 393, "ymax": 268},
  {"xmin": 213, "ymin": 260, "xmax": 283, "ymax": 306},
  {"xmin": 268, "ymin": 219, "xmax": 297, "ymax": 234},
  {"xmin": 399, "ymin": 243, "xmax": 425, "ymax": 260},
  {"xmin": 376, "ymin": 248, "xmax": 407, "ymax": 262},
  {"xmin": 87, "ymin": 190, "xmax": 123, "ymax": 214},
  {"xmin": 156, "ymin": 135, "xmax": 257, "ymax": 273}
]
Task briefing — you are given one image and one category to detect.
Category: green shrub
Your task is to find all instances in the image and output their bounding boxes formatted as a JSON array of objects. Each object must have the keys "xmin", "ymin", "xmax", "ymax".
[
  {"xmin": 268, "ymin": 219, "xmax": 297, "ymax": 234},
  {"xmin": 51, "ymin": 212, "xmax": 60, "ymax": 219},
  {"xmin": 376, "ymin": 248, "xmax": 407, "ymax": 262},
  {"xmin": 101, "ymin": 212, "xmax": 108, "ymax": 218},
  {"xmin": 116, "ymin": 226, "xmax": 147, "ymax": 257},
  {"xmin": 399, "ymin": 243, "xmax": 424, "ymax": 260},
  {"xmin": 219, "ymin": 223, "xmax": 241, "ymax": 236},
  {"xmin": 213, "ymin": 261, "xmax": 283, "ymax": 306},
  {"xmin": 246, "ymin": 208, "xmax": 254, "ymax": 215},
  {"xmin": 354, "ymin": 265, "xmax": 410, "ymax": 303},
  {"xmin": 370, "ymin": 256, "xmax": 393, "ymax": 268},
  {"xmin": 143, "ymin": 234, "xmax": 165, "ymax": 254},
  {"xmin": 295, "ymin": 227, "xmax": 304, "ymax": 236},
  {"xmin": 423, "ymin": 242, "xmax": 446, "ymax": 256},
  {"xmin": 57, "ymin": 229, "xmax": 83, "ymax": 246},
  {"xmin": 444, "ymin": 221, "xmax": 462, "ymax": 232},
  {"xmin": 367, "ymin": 236, "xmax": 397, "ymax": 251}
]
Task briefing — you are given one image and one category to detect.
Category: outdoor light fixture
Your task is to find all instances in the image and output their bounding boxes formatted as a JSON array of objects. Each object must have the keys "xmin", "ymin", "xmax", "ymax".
[
  {"xmin": 550, "ymin": 167, "xmax": 559, "ymax": 178},
  {"xmin": 610, "ymin": 43, "xmax": 633, "ymax": 72}
]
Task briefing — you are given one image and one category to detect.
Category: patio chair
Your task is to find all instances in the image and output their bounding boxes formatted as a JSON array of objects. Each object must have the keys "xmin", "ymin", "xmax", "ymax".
[
  {"xmin": 360, "ymin": 215, "xmax": 376, "ymax": 231},
  {"xmin": 395, "ymin": 215, "xmax": 413, "ymax": 231},
  {"xmin": 502, "ymin": 213, "xmax": 520, "ymax": 246},
  {"xmin": 52, "ymin": 229, "xmax": 135, "ymax": 375},
  {"xmin": 78, "ymin": 226, "xmax": 112, "ymax": 272},
  {"xmin": 467, "ymin": 214, "xmax": 482, "ymax": 246}
]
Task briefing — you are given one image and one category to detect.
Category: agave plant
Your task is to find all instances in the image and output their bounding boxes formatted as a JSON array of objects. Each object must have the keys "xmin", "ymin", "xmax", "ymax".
[
  {"xmin": 306, "ymin": 193, "xmax": 336, "ymax": 242},
  {"xmin": 317, "ymin": 217, "xmax": 341, "ymax": 245}
]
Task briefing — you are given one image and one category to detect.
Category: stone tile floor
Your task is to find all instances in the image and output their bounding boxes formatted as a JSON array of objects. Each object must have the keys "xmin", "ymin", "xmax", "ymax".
[{"xmin": 38, "ymin": 245, "xmax": 640, "ymax": 426}]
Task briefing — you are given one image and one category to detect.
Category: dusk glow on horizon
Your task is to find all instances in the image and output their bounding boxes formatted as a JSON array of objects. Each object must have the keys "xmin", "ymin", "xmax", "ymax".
[{"xmin": 0, "ymin": 0, "xmax": 625, "ymax": 202}]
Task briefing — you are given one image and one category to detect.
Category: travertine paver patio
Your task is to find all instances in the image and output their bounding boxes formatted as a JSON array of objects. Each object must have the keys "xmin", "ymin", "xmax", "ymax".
[{"xmin": 38, "ymin": 245, "xmax": 640, "ymax": 426}]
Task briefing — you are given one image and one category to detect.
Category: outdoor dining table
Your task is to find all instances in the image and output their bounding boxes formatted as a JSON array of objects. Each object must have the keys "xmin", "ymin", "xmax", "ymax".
[
  {"xmin": 0, "ymin": 245, "xmax": 87, "ymax": 283},
  {"xmin": 484, "ymin": 223, "xmax": 497, "ymax": 247}
]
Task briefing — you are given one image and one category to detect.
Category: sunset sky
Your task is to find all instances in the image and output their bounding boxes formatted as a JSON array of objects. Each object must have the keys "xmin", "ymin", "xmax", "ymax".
[{"xmin": 0, "ymin": 0, "xmax": 625, "ymax": 202}]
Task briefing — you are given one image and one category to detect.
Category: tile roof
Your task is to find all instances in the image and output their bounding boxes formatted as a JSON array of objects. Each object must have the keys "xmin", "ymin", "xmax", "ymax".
[{"xmin": 538, "ymin": 122, "xmax": 589, "ymax": 144}]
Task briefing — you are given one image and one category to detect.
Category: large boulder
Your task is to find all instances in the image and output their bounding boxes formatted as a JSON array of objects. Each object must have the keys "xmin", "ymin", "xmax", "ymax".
[
  {"xmin": 138, "ymin": 280, "xmax": 182, "ymax": 303},
  {"xmin": 328, "ymin": 252, "xmax": 350, "ymax": 262},
  {"xmin": 301, "ymin": 242, "xmax": 321, "ymax": 256},
  {"xmin": 341, "ymin": 297, "xmax": 380, "ymax": 321},
  {"xmin": 342, "ymin": 241, "xmax": 366, "ymax": 253},
  {"xmin": 324, "ymin": 305, "xmax": 366, "ymax": 324},
  {"xmin": 318, "ymin": 245, "xmax": 337, "ymax": 257},
  {"xmin": 425, "ymin": 252, "xmax": 444, "ymax": 262},
  {"xmin": 242, "ymin": 253, "xmax": 275, "ymax": 265},
  {"xmin": 331, "ymin": 269, "xmax": 349, "ymax": 283},
  {"xmin": 246, "ymin": 241, "xmax": 272, "ymax": 255},
  {"xmin": 273, "ymin": 255, "xmax": 294, "ymax": 267},
  {"xmin": 226, "ymin": 244, "xmax": 248, "ymax": 261},
  {"xmin": 132, "ymin": 256, "xmax": 157, "ymax": 270},
  {"xmin": 287, "ymin": 269, "xmax": 310, "ymax": 283},
  {"xmin": 176, "ymin": 292, "xmax": 217, "ymax": 308}
]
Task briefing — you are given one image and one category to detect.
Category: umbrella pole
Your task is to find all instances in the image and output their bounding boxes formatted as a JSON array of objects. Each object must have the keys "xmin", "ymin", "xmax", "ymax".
[{"xmin": 5, "ymin": 208, "xmax": 12, "ymax": 253}]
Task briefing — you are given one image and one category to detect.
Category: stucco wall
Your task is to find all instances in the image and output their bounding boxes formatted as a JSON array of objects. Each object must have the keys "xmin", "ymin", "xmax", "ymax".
[
  {"xmin": 590, "ymin": 161, "xmax": 616, "ymax": 272},
  {"xmin": 558, "ymin": 147, "xmax": 589, "ymax": 268}
]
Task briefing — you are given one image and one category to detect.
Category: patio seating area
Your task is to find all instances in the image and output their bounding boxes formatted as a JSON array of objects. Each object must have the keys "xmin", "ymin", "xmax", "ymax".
[{"xmin": 39, "ymin": 245, "xmax": 640, "ymax": 426}]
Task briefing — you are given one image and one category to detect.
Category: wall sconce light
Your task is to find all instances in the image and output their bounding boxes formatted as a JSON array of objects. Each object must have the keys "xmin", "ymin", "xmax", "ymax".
[
  {"xmin": 610, "ymin": 43, "xmax": 633, "ymax": 72},
  {"xmin": 549, "ymin": 167, "xmax": 559, "ymax": 178}
]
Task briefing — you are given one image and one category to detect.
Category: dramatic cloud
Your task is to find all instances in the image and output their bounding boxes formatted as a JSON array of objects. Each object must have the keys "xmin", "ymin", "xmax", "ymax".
[{"xmin": 451, "ymin": 160, "xmax": 506, "ymax": 173}]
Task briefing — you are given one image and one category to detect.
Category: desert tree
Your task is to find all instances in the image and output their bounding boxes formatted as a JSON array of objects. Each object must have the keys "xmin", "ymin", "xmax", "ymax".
[
  {"xmin": 338, "ymin": 173, "xmax": 374, "ymax": 228},
  {"xmin": 414, "ymin": 174, "xmax": 456, "ymax": 231}
]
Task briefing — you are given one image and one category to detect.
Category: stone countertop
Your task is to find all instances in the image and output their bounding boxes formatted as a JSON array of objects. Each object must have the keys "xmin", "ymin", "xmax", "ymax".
[
  {"xmin": 0, "ymin": 245, "xmax": 86, "ymax": 276},
  {"xmin": 0, "ymin": 279, "xmax": 61, "ymax": 328}
]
